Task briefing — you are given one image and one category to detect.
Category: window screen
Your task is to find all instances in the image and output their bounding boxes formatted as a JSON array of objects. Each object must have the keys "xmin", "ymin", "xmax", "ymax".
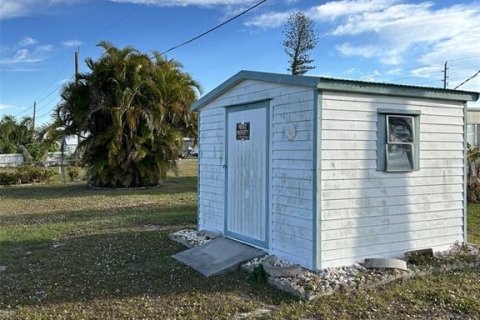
[
  {"xmin": 386, "ymin": 115, "xmax": 414, "ymax": 171},
  {"xmin": 377, "ymin": 109, "xmax": 420, "ymax": 172}
]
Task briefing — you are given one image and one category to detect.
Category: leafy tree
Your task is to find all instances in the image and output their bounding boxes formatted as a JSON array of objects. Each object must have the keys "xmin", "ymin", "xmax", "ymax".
[
  {"xmin": 283, "ymin": 12, "xmax": 318, "ymax": 75},
  {"xmin": 54, "ymin": 41, "xmax": 200, "ymax": 188},
  {"xmin": 0, "ymin": 115, "xmax": 33, "ymax": 154},
  {"xmin": 0, "ymin": 115, "xmax": 61, "ymax": 163}
]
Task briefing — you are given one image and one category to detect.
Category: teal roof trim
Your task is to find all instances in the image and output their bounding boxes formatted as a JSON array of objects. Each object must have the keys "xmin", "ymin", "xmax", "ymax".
[
  {"xmin": 191, "ymin": 70, "xmax": 479, "ymax": 111},
  {"xmin": 191, "ymin": 71, "xmax": 321, "ymax": 111},
  {"xmin": 316, "ymin": 77, "xmax": 479, "ymax": 103}
]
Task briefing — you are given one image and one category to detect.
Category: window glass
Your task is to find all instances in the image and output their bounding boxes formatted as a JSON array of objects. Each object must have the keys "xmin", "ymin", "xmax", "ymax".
[
  {"xmin": 387, "ymin": 116, "xmax": 413, "ymax": 143},
  {"xmin": 377, "ymin": 110, "xmax": 420, "ymax": 172},
  {"xmin": 386, "ymin": 144, "xmax": 414, "ymax": 171},
  {"xmin": 386, "ymin": 115, "xmax": 414, "ymax": 171}
]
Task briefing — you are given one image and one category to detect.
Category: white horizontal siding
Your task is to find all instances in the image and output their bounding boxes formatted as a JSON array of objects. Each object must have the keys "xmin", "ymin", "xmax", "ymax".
[
  {"xmin": 198, "ymin": 79, "xmax": 315, "ymax": 269},
  {"xmin": 198, "ymin": 107, "xmax": 225, "ymax": 232},
  {"xmin": 323, "ymin": 200, "xmax": 464, "ymax": 220},
  {"xmin": 269, "ymin": 84, "xmax": 315, "ymax": 269},
  {"xmin": 319, "ymin": 91, "xmax": 465, "ymax": 268}
]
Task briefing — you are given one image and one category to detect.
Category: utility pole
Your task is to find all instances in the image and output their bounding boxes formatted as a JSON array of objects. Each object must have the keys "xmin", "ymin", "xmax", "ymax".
[
  {"xmin": 443, "ymin": 61, "xmax": 449, "ymax": 89},
  {"xmin": 32, "ymin": 101, "xmax": 36, "ymax": 129},
  {"xmin": 75, "ymin": 48, "xmax": 79, "ymax": 82},
  {"xmin": 74, "ymin": 48, "xmax": 81, "ymax": 165},
  {"xmin": 32, "ymin": 101, "xmax": 36, "ymax": 138}
]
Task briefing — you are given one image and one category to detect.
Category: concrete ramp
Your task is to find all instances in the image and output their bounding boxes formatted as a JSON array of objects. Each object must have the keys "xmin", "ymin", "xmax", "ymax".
[{"xmin": 172, "ymin": 238, "xmax": 265, "ymax": 277}]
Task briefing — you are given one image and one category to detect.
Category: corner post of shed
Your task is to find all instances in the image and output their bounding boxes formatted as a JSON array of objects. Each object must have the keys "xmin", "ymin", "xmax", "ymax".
[
  {"xmin": 313, "ymin": 88, "xmax": 323, "ymax": 270},
  {"xmin": 463, "ymin": 102, "xmax": 468, "ymax": 245}
]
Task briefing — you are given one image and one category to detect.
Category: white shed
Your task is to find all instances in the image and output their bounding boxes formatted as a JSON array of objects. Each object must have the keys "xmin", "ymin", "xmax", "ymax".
[{"xmin": 191, "ymin": 70, "xmax": 479, "ymax": 270}]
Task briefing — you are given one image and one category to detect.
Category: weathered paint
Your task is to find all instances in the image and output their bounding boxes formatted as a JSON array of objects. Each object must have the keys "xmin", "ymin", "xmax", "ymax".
[
  {"xmin": 225, "ymin": 103, "xmax": 269, "ymax": 248},
  {"xmin": 319, "ymin": 91, "xmax": 466, "ymax": 268},
  {"xmin": 194, "ymin": 71, "xmax": 478, "ymax": 270},
  {"xmin": 191, "ymin": 71, "xmax": 478, "ymax": 111},
  {"xmin": 197, "ymin": 79, "xmax": 316, "ymax": 269},
  {"xmin": 463, "ymin": 102, "xmax": 468, "ymax": 243}
]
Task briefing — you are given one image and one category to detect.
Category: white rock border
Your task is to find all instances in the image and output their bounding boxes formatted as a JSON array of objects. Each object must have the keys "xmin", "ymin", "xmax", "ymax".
[
  {"xmin": 169, "ymin": 232, "xmax": 480, "ymax": 300},
  {"xmin": 169, "ymin": 229, "xmax": 222, "ymax": 248},
  {"xmin": 242, "ymin": 243, "xmax": 480, "ymax": 300}
]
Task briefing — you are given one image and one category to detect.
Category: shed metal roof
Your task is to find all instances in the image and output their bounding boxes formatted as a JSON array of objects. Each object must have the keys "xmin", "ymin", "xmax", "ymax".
[{"xmin": 191, "ymin": 70, "xmax": 479, "ymax": 111}]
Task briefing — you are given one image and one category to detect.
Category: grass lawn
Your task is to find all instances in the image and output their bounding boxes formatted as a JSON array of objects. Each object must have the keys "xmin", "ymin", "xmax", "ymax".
[
  {"xmin": 1, "ymin": 159, "xmax": 479, "ymax": 319},
  {"xmin": 468, "ymin": 203, "xmax": 480, "ymax": 245}
]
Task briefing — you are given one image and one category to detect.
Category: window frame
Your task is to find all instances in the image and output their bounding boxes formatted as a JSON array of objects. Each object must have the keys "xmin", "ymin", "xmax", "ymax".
[{"xmin": 377, "ymin": 109, "xmax": 421, "ymax": 172}]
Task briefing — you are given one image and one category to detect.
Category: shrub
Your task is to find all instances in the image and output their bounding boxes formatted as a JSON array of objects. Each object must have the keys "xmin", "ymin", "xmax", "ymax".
[
  {"xmin": 66, "ymin": 166, "xmax": 80, "ymax": 181},
  {"xmin": 0, "ymin": 167, "xmax": 57, "ymax": 185},
  {"xmin": 0, "ymin": 172, "xmax": 20, "ymax": 185}
]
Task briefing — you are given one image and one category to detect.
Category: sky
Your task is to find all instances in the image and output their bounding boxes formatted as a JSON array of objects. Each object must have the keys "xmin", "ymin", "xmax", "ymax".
[{"xmin": 0, "ymin": 0, "xmax": 479, "ymax": 126}]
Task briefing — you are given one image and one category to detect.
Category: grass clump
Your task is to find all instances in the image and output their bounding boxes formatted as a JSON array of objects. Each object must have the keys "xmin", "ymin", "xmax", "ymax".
[
  {"xmin": 468, "ymin": 203, "xmax": 480, "ymax": 245},
  {"xmin": 66, "ymin": 166, "xmax": 81, "ymax": 181}
]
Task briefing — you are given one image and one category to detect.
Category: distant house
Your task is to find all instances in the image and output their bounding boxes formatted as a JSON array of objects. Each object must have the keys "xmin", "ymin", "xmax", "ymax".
[
  {"xmin": 64, "ymin": 135, "xmax": 80, "ymax": 155},
  {"xmin": 192, "ymin": 70, "xmax": 479, "ymax": 270},
  {"xmin": 467, "ymin": 108, "xmax": 480, "ymax": 147}
]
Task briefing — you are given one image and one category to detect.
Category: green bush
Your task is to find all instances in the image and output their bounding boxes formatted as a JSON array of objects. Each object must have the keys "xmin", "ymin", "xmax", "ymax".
[
  {"xmin": 0, "ymin": 167, "xmax": 57, "ymax": 185},
  {"xmin": 25, "ymin": 142, "xmax": 43, "ymax": 162},
  {"xmin": 0, "ymin": 172, "xmax": 20, "ymax": 185},
  {"xmin": 66, "ymin": 166, "xmax": 80, "ymax": 181},
  {"xmin": 1, "ymin": 143, "xmax": 17, "ymax": 154}
]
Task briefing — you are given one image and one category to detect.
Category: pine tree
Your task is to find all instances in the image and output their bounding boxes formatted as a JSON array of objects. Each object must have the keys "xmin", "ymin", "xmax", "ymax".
[{"xmin": 283, "ymin": 12, "xmax": 318, "ymax": 75}]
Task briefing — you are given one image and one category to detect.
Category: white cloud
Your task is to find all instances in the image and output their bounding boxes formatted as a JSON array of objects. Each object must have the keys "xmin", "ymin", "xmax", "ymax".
[
  {"xmin": 19, "ymin": 37, "xmax": 38, "ymax": 46},
  {"xmin": 109, "ymin": 0, "xmax": 256, "ymax": 7},
  {"xmin": 246, "ymin": 0, "xmax": 398, "ymax": 28},
  {"xmin": 57, "ymin": 78, "xmax": 71, "ymax": 85},
  {"xmin": 336, "ymin": 43, "xmax": 377, "ymax": 58},
  {"xmin": 0, "ymin": 0, "xmax": 264, "ymax": 19},
  {"xmin": 244, "ymin": 11, "xmax": 293, "ymax": 28},
  {"xmin": 361, "ymin": 70, "xmax": 381, "ymax": 82},
  {"xmin": 410, "ymin": 65, "xmax": 443, "ymax": 78},
  {"xmin": 0, "ymin": 0, "xmax": 82, "ymax": 19},
  {"xmin": 0, "ymin": 103, "xmax": 18, "ymax": 110},
  {"xmin": 307, "ymin": 0, "xmax": 397, "ymax": 22},
  {"xmin": 385, "ymin": 68, "xmax": 403, "ymax": 76},
  {"xmin": 248, "ymin": 0, "xmax": 480, "ymax": 72},
  {"xmin": 62, "ymin": 40, "xmax": 83, "ymax": 47},
  {"xmin": 0, "ymin": 44, "xmax": 53, "ymax": 66},
  {"xmin": 335, "ymin": 2, "xmax": 480, "ymax": 66}
]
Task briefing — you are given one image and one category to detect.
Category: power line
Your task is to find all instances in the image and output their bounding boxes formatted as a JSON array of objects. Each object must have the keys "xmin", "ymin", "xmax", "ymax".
[
  {"xmin": 37, "ymin": 104, "xmax": 60, "ymax": 120},
  {"xmin": 34, "ymin": 58, "xmax": 71, "ymax": 99},
  {"xmin": 82, "ymin": 7, "xmax": 141, "ymax": 46},
  {"xmin": 36, "ymin": 83, "xmax": 66, "ymax": 104},
  {"xmin": 35, "ymin": 89, "xmax": 65, "ymax": 113},
  {"xmin": 12, "ymin": 83, "xmax": 66, "ymax": 118},
  {"xmin": 454, "ymin": 69, "xmax": 480, "ymax": 90},
  {"xmin": 160, "ymin": 0, "xmax": 269, "ymax": 55},
  {"xmin": 7, "ymin": 7, "xmax": 141, "ymax": 121},
  {"xmin": 448, "ymin": 55, "xmax": 480, "ymax": 62},
  {"xmin": 449, "ymin": 65, "xmax": 480, "ymax": 71}
]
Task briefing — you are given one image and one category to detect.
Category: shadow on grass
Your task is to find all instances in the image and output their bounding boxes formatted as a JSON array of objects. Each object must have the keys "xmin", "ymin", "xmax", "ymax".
[
  {"xmin": 0, "ymin": 176, "xmax": 197, "ymax": 200},
  {"xmin": 0, "ymin": 204, "xmax": 197, "ymax": 227},
  {"xmin": 0, "ymin": 229, "xmax": 289, "ymax": 309}
]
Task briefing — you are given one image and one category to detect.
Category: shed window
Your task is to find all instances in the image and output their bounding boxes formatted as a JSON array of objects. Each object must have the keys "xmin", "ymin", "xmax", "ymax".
[{"xmin": 377, "ymin": 109, "xmax": 420, "ymax": 172}]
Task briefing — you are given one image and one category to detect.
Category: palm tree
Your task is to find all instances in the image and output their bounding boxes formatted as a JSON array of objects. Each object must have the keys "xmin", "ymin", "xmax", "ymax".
[
  {"xmin": 0, "ymin": 115, "xmax": 34, "ymax": 156},
  {"xmin": 54, "ymin": 41, "xmax": 200, "ymax": 187}
]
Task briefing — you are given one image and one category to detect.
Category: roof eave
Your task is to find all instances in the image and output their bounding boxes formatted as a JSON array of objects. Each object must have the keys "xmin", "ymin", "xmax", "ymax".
[
  {"xmin": 191, "ymin": 70, "xmax": 320, "ymax": 111},
  {"xmin": 191, "ymin": 71, "xmax": 479, "ymax": 111},
  {"xmin": 316, "ymin": 78, "xmax": 479, "ymax": 102}
]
